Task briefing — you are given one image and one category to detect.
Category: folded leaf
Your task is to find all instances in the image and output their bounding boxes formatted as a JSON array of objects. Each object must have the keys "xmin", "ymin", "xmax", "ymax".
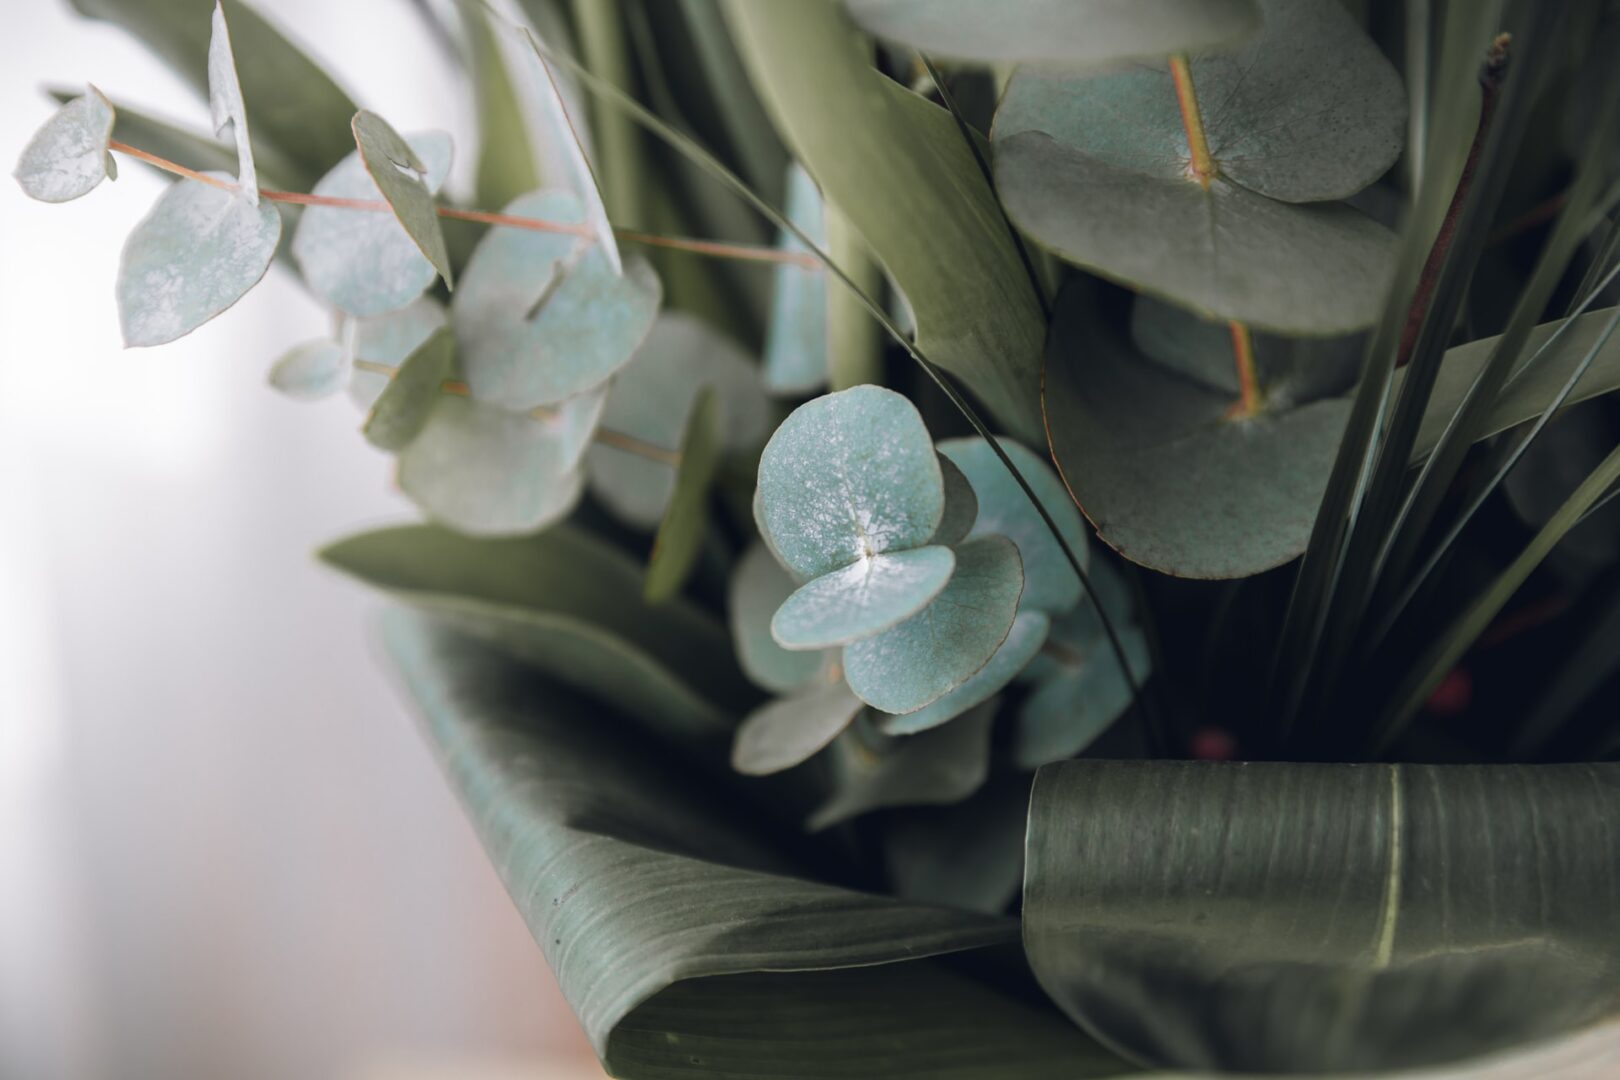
[
  {"xmin": 206, "ymin": 0, "xmax": 257, "ymax": 202},
  {"xmin": 1025, "ymin": 759, "xmax": 1620, "ymax": 1073},
  {"xmin": 352, "ymin": 111, "xmax": 454, "ymax": 289}
]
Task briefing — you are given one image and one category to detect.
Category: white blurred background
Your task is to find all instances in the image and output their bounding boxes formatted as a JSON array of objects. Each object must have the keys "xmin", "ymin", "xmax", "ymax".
[{"xmin": 0, "ymin": 2, "xmax": 600, "ymax": 1077}]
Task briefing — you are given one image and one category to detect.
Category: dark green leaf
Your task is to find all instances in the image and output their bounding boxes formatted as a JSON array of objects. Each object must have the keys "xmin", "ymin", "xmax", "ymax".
[
  {"xmin": 808, "ymin": 703, "xmax": 996, "ymax": 830},
  {"xmin": 644, "ymin": 387, "xmax": 723, "ymax": 602},
  {"xmin": 362, "ymin": 326, "xmax": 455, "ymax": 452},
  {"xmin": 885, "ymin": 776, "xmax": 1031, "ymax": 916},
  {"xmin": 351, "ymin": 110, "xmax": 454, "ymax": 289}
]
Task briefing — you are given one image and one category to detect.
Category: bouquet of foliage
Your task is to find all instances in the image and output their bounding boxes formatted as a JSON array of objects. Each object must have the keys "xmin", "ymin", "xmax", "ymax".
[{"xmin": 20, "ymin": 0, "xmax": 1620, "ymax": 1074}]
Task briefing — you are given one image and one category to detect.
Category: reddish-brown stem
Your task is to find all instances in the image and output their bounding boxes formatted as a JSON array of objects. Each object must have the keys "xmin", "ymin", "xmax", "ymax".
[
  {"xmin": 1395, "ymin": 33, "xmax": 1511, "ymax": 368},
  {"xmin": 1226, "ymin": 320, "xmax": 1262, "ymax": 418},
  {"xmin": 107, "ymin": 140, "xmax": 814, "ymax": 268},
  {"xmin": 1168, "ymin": 54, "xmax": 1216, "ymax": 188}
]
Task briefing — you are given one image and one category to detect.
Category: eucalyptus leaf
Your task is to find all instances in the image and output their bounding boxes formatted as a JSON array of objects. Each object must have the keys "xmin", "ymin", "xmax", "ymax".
[
  {"xmin": 1024, "ymin": 759, "xmax": 1620, "ymax": 1073},
  {"xmin": 757, "ymin": 385, "xmax": 944, "ymax": 581},
  {"xmin": 1044, "ymin": 285, "xmax": 1351, "ymax": 578},
  {"xmin": 381, "ymin": 616, "xmax": 1125, "ymax": 1077},
  {"xmin": 725, "ymin": 0, "xmax": 1049, "ymax": 439},
  {"xmin": 14, "ymin": 86, "xmax": 116, "ymax": 203},
  {"xmin": 772, "ymin": 546, "xmax": 957, "ymax": 651},
  {"xmin": 268, "ymin": 339, "xmax": 348, "ymax": 401},
  {"xmin": 322, "ymin": 522, "xmax": 755, "ymax": 735},
  {"xmin": 453, "ymin": 190, "xmax": 661, "ymax": 411},
  {"xmin": 117, "ymin": 175, "xmax": 281, "ymax": 348},
  {"xmin": 397, "ymin": 395, "xmax": 586, "ymax": 536},
  {"xmin": 844, "ymin": 537, "xmax": 1023, "ymax": 714},
  {"xmin": 931, "ymin": 453, "xmax": 979, "ymax": 548},
  {"xmin": 809, "ymin": 703, "xmax": 996, "ymax": 831},
  {"xmin": 880, "ymin": 609, "xmax": 1051, "ymax": 736},
  {"xmin": 362, "ymin": 327, "xmax": 455, "ymax": 452},
  {"xmin": 348, "ymin": 297, "xmax": 448, "ymax": 409},
  {"xmin": 586, "ymin": 312, "xmax": 769, "ymax": 528},
  {"xmin": 762, "ymin": 162, "xmax": 829, "ymax": 395},
  {"xmin": 731, "ymin": 680, "xmax": 864, "ymax": 776},
  {"xmin": 291, "ymin": 131, "xmax": 454, "ymax": 317},
  {"xmin": 1014, "ymin": 617, "xmax": 1149, "ymax": 770},
  {"xmin": 352, "ymin": 111, "xmax": 454, "ymax": 290},
  {"xmin": 939, "ymin": 437, "xmax": 1089, "ymax": 613},
  {"xmin": 730, "ymin": 542, "xmax": 828, "ymax": 694},
  {"xmin": 644, "ymin": 388, "xmax": 723, "ymax": 603},
  {"xmin": 845, "ymin": 0, "xmax": 1261, "ymax": 67},
  {"xmin": 886, "ymin": 777, "xmax": 1032, "ymax": 916},
  {"xmin": 49, "ymin": 86, "xmax": 290, "ymax": 183},
  {"xmin": 206, "ymin": 0, "xmax": 256, "ymax": 202}
]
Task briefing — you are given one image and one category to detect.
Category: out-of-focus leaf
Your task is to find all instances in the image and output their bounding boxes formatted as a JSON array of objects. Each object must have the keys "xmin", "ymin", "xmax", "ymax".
[
  {"xmin": 362, "ymin": 326, "xmax": 455, "ymax": 452},
  {"xmin": 1014, "ymin": 610, "xmax": 1149, "ymax": 769},
  {"xmin": 67, "ymin": 0, "xmax": 358, "ymax": 188},
  {"xmin": 886, "ymin": 776, "xmax": 1031, "ymax": 915},
  {"xmin": 931, "ymin": 453, "xmax": 978, "ymax": 547},
  {"xmin": 1044, "ymin": 285, "xmax": 1350, "ymax": 578},
  {"xmin": 844, "ymin": 537, "xmax": 1023, "ymax": 714},
  {"xmin": 644, "ymin": 388, "xmax": 723, "ymax": 603},
  {"xmin": 586, "ymin": 312, "xmax": 769, "ymax": 528},
  {"xmin": 731, "ymin": 680, "xmax": 864, "ymax": 776},
  {"xmin": 206, "ymin": 0, "xmax": 256, "ymax": 201},
  {"xmin": 396, "ymin": 395, "xmax": 585, "ymax": 537},
  {"xmin": 49, "ymin": 86, "xmax": 290, "ymax": 182},
  {"xmin": 268, "ymin": 339, "xmax": 347, "ymax": 401},
  {"xmin": 757, "ymin": 385, "xmax": 944, "ymax": 580},
  {"xmin": 348, "ymin": 298, "xmax": 448, "ymax": 408},
  {"xmin": 1024, "ymin": 759, "xmax": 1620, "ymax": 1073},
  {"xmin": 773, "ymin": 546, "xmax": 957, "ymax": 651},
  {"xmin": 117, "ymin": 175, "xmax": 280, "ymax": 347},
  {"xmin": 14, "ymin": 87, "xmax": 116, "ymax": 203},
  {"xmin": 880, "ymin": 609, "xmax": 1050, "ymax": 735},
  {"xmin": 845, "ymin": 0, "xmax": 1260, "ymax": 67},
  {"xmin": 291, "ymin": 131, "xmax": 454, "ymax": 317},
  {"xmin": 324, "ymin": 524, "xmax": 756, "ymax": 737},
  {"xmin": 461, "ymin": 2, "xmax": 541, "ymax": 212},
  {"xmin": 453, "ymin": 190, "xmax": 660, "ymax": 411},
  {"xmin": 725, "ymin": 0, "xmax": 1050, "ymax": 440},
  {"xmin": 729, "ymin": 543, "xmax": 828, "ymax": 694},
  {"xmin": 808, "ymin": 701, "xmax": 996, "ymax": 830},
  {"xmin": 939, "ymin": 436, "xmax": 1089, "ymax": 613},
  {"xmin": 762, "ymin": 163, "xmax": 829, "ymax": 395},
  {"xmin": 352, "ymin": 111, "xmax": 454, "ymax": 289}
]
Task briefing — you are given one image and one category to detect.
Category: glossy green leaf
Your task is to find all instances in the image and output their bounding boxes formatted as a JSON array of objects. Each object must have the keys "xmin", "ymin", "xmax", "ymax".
[
  {"xmin": 325, "ymin": 525, "xmax": 754, "ymax": 741},
  {"xmin": 939, "ymin": 437, "xmax": 1089, "ymax": 614},
  {"xmin": 14, "ymin": 86, "xmax": 116, "ymax": 203},
  {"xmin": 762, "ymin": 163, "xmax": 829, "ymax": 395},
  {"xmin": 586, "ymin": 312, "xmax": 769, "ymax": 529},
  {"xmin": 731, "ymin": 680, "xmax": 864, "ymax": 776},
  {"xmin": 1044, "ymin": 287, "xmax": 1350, "ymax": 578},
  {"xmin": 886, "ymin": 776, "xmax": 1031, "ymax": 916},
  {"xmin": 453, "ymin": 190, "xmax": 661, "ymax": 411},
  {"xmin": 291, "ymin": 131, "xmax": 454, "ymax": 317},
  {"xmin": 206, "ymin": 1, "xmax": 256, "ymax": 202},
  {"xmin": 1025, "ymin": 759, "xmax": 1620, "ymax": 1073},
  {"xmin": 772, "ymin": 546, "xmax": 957, "ymax": 651},
  {"xmin": 845, "ymin": 0, "xmax": 1260, "ymax": 67},
  {"xmin": 725, "ymin": 0, "xmax": 1049, "ymax": 440},
  {"xmin": 730, "ymin": 543, "xmax": 829, "ymax": 694},
  {"xmin": 362, "ymin": 327, "xmax": 455, "ymax": 452},
  {"xmin": 931, "ymin": 453, "xmax": 978, "ymax": 547},
  {"xmin": 67, "ymin": 0, "xmax": 358, "ymax": 188},
  {"xmin": 348, "ymin": 298, "xmax": 448, "ymax": 409},
  {"xmin": 117, "ymin": 175, "xmax": 280, "ymax": 347},
  {"xmin": 758, "ymin": 385, "xmax": 944, "ymax": 580},
  {"xmin": 809, "ymin": 703, "xmax": 997, "ymax": 830},
  {"xmin": 268, "ymin": 339, "xmax": 347, "ymax": 401},
  {"xmin": 880, "ymin": 609, "xmax": 1050, "ymax": 736},
  {"xmin": 396, "ymin": 395, "xmax": 586, "ymax": 536},
  {"xmin": 844, "ymin": 537, "xmax": 1023, "ymax": 714},
  {"xmin": 643, "ymin": 388, "xmax": 723, "ymax": 603},
  {"xmin": 352, "ymin": 111, "xmax": 454, "ymax": 290},
  {"xmin": 381, "ymin": 615, "xmax": 1126, "ymax": 1077}
]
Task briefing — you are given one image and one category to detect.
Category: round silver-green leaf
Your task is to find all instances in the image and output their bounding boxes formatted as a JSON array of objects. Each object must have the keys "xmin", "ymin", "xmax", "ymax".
[
  {"xmin": 14, "ymin": 86, "xmax": 116, "ymax": 203},
  {"xmin": 931, "ymin": 453, "xmax": 979, "ymax": 547},
  {"xmin": 731, "ymin": 681, "xmax": 865, "ymax": 776},
  {"xmin": 730, "ymin": 542, "xmax": 829, "ymax": 694},
  {"xmin": 880, "ymin": 608, "xmax": 1050, "ymax": 735},
  {"xmin": 772, "ymin": 546, "xmax": 956, "ymax": 651},
  {"xmin": 269, "ymin": 339, "xmax": 348, "ymax": 401}
]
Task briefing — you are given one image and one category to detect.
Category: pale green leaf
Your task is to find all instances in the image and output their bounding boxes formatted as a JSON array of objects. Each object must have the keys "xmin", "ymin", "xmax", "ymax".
[
  {"xmin": 291, "ymin": 131, "xmax": 454, "ymax": 317},
  {"xmin": 644, "ymin": 388, "xmax": 724, "ymax": 603},
  {"xmin": 206, "ymin": 0, "xmax": 256, "ymax": 202},
  {"xmin": 757, "ymin": 385, "xmax": 944, "ymax": 580},
  {"xmin": 362, "ymin": 326, "xmax": 455, "ymax": 452},
  {"xmin": 844, "ymin": 536, "xmax": 1023, "ymax": 714},
  {"xmin": 762, "ymin": 162, "xmax": 829, "ymax": 395},
  {"xmin": 731, "ymin": 680, "xmax": 864, "ymax": 776},
  {"xmin": 351, "ymin": 110, "xmax": 454, "ymax": 290},
  {"xmin": 808, "ymin": 702, "xmax": 996, "ymax": 830},
  {"xmin": 14, "ymin": 86, "xmax": 116, "ymax": 203},
  {"xmin": 586, "ymin": 312, "xmax": 768, "ymax": 528},
  {"xmin": 729, "ymin": 542, "xmax": 827, "ymax": 694},
  {"xmin": 845, "ymin": 0, "xmax": 1260, "ymax": 67},
  {"xmin": 117, "ymin": 174, "xmax": 280, "ymax": 347},
  {"xmin": 772, "ymin": 546, "xmax": 957, "ymax": 651},
  {"xmin": 880, "ymin": 609, "xmax": 1050, "ymax": 736},
  {"xmin": 268, "ymin": 339, "xmax": 347, "ymax": 401},
  {"xmin": 939, "ymin": 436, "xmax": 1090, "ymax": 613}
]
